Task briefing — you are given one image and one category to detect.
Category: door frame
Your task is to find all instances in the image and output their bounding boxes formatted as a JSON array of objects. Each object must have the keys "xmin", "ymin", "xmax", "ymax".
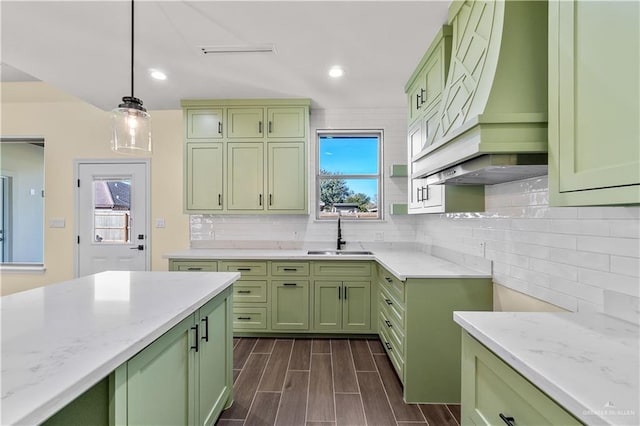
[{"xmin": 74, "ymin": 159, "xmax": 151, "ymax": 277}]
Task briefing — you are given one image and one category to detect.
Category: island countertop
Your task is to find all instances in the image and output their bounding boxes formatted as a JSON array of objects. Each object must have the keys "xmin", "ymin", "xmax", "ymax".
[
  {"xmin": 454, "ymin": 311, "xmax": 639, "ymax": 426},
  {"xmin": 1, "ymin": 270, "xmax": 239, "ymax": 426},
  {"xmin": 164, "ymin": 248, "xmax": 490, "ymax": 280}
]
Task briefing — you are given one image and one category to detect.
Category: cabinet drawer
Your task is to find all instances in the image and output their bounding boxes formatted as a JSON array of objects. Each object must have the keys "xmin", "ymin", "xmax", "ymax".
[
  {"xmin": 233, "ymin": 281, "xmax": 267, "ymax": 303},
  {"xmin": 220, "ymin": 261, "xmax": 267, "ymax": 276},
  {"xmin": 271, "ymin": 261, "xmax": 310, "ymax": 276},
  {"xmin": 378, "ymin": 266, "xmax": 405, "ymax": 303},
  {"xmin": 379, "ymin": 283, "xmax": 405, "ymax": 327},
  {"xmin": 462, "ymin": 333, "xmax": 582, "ymax": 426},
  {"xmin": 170, "ymin": 260, "xmax": 218, "ymax": 272},
  {"xmin": 233, "ymin": 307, "xmax": 267, "ymax": 329},
  {"xmin": 379, "ymin": 323, "xmax": 404, "ymax": 382},
  {"xmin": 379, "ymin": 304, "xmax": 404, "ymax": 357},
  {"xmin": 313, "ymin": 261, "xmax": 372, "ymax": 277}
]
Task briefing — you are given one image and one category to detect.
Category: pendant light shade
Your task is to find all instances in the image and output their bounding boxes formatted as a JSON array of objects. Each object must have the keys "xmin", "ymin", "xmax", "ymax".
[{"xmin": 111, "ymin": 0, "xmax": 152, "ymax": 154}]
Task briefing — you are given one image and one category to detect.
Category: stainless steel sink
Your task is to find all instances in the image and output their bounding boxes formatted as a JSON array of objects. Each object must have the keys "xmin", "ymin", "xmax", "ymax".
[{"xmin": 307, "ymin": 250, "xmax": 373, "ymax": 256}]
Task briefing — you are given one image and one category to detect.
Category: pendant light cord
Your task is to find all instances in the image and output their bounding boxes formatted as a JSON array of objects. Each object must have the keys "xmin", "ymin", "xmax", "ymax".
[{"xmin": 130, "ymin": 0, "xmax": 135, "ymax": 98}]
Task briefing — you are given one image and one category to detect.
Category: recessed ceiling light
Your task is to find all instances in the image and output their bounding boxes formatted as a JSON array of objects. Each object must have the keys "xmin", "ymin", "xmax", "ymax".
[
  {"xmin": 329, "ymin": 66, "xmax": 344, "ymax": 78},
  {"xmin": 150, "ymin": 70, "xmax": 167, "ymax": 80}
]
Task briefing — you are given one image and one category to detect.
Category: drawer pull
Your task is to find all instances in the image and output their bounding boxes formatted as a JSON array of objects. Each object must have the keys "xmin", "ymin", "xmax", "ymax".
[
  {"xmin": 385, "ymin": 341, "xmax": 392, "ymax": 351},
  {"xmin": 187, "ymin": 267, "xmax": 203, "ymax": 271},
  {"xmin": 283, "ymin": 283, "xmax": 297, "ymax": 286},
  {"xmin": 385, "ymin": 299, "xmax": 393, "ymax": 305},
  {"xmin": 499, "ymin": 414, "xmax": 515, "ymax": 426},
  {"xmin": 201, "ymin": 317, "xmax": 209, "ymax": 342},
  {"xmin": 237, "ymin": 317, "xmax": 252, "ymax": 320},
  {"xmin": 283, "ymin": 268, "xmax": 298, "ymax": 272},
  {"xmin": 190, "ymin": 325, "xmax": 199, "ymax": 352},
  {"xmin": 385, "ymin": 320, "xmax": 392, "ymax": 328},
  {"xmin": 237, "ymin": 268, "xmax": 251, "ymax": 271},
  {"xmin": 385, "ymin": 277, "xmax": 393, "ymax": 283},
  {"xmin": 237, "ymin": 290, "xmax": 251, "ymax": 294}
]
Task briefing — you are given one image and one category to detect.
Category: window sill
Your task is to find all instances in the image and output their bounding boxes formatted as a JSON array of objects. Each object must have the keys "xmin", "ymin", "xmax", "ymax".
[{"xmin": 0, "ymin": 264, "xmax": 46, "ymax": 273}]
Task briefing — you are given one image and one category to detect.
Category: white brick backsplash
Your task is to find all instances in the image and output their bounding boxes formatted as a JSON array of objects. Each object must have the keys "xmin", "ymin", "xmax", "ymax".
[
  {"xmin": 577, "ymin": 235, "xmax": 640, "ymax": 258},
  {"xmin": 578, "ymin": 269, "xmax": 640, "ymax": 297},
  {"xmin": 611, "ymin": 256, "xmax": 640, "ymax": 277}
]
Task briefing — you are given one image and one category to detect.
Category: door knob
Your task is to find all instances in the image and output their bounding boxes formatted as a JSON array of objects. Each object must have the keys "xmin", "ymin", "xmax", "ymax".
[{"xmin": 130, "ymin": 245, "xmax": 144, "ymax": 250}]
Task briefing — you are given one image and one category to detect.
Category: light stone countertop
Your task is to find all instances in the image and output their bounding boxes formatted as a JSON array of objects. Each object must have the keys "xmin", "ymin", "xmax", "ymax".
[
  {"xmin": 164, "ymin": 248, "xmax": 491, "ymax": 280},
  {"xmin": 1, "ymin": 270, "xmax": 239, "ymax": 426},
  {"xmin": 454, "ymin": 311, "xmax": 640, "ymax": 426}
]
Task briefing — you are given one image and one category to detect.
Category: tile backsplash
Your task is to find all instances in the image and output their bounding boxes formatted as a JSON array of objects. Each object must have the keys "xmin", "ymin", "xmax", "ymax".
[{"xmin": 415, "ymin": 176, "xmax": 640, "ymax": 323}]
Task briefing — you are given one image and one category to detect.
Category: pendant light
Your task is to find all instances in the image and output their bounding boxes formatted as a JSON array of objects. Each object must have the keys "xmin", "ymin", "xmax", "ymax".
[{"xmin": 111, "ymin": 0, "xmax": 152, "ymax": 154}]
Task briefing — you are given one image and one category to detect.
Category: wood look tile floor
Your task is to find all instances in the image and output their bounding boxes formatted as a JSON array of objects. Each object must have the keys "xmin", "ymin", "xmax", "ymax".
[{"xmin": 217, "ymin": 338, "xmax": 461, "ymax": 426}]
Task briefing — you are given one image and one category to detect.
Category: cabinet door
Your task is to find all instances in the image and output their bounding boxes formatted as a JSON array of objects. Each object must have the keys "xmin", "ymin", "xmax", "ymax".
[
  {"xmin": 227, "ymin": 143, "xmax": 264, "ymax": 210},
  {"xmin": 342, "ymin": 281, "xmax": 371, "ymax": 331},
  {"xmin": 271, "ymin": 280, "xmax": 309, "ymax": 330},
  {"xmin": 550, "ymin": 0, "xmax": 639, "ymax": 205},
  {"xmin": 267, "ymin": 107, "xmax": 306, "ymax": 138},
  {"xmin": 197, "ymin": 291, "xmax": 232, "ymax": 426},
  {"xmin": 267, "ymin": 142, "xmax": 306, "ymax": 212},
  {"xmin": 186, "ymin": 108, "xmax": 223, "ymax": 139},
  {"xmin": 313, "ymin": 281, "xmax": 342, "ymax": 330},
  {"xmin": 227, "ymin": 108, "xmax": 264, "ymax": 138},
  {"xmin": 170, "ymin": 260, "xmax": 218, "ymax": 272},
  {"xmin": 186, "ymin": 143, "xmax": 223, "ymax": 211},
  {"xmin": 116, "ymin": 314, "xmax": 196, "ymax": 426}
]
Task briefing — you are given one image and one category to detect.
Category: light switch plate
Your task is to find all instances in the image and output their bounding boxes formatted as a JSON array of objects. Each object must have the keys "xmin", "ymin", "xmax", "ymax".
[
  {"xmin": 49, "ymin": 218, "xmax": 65, "ymax": 228},
  {"xmin": 155, "ymin": 218, "xmax": 166, "ymax": 228}
]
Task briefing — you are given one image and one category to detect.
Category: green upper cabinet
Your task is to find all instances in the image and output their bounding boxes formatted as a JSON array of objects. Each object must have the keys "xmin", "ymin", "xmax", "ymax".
[
  {"xmin": 186, "ymin": 142, "xmax": 224, "ymax": 212},
  {"xmin": 549, "ymin": 0, "xmax": 640, "ymax": 206},
  {"xmin": 227, "ymin": 107, "xmax": 264, "ymax": 139},
  {"xmin": 267, "ymin": 142, "xmax": 306, "ymax": 212},
  {"xmin": 186, "ymin": 108, "xmax": 224, "ymax": 139},
  {"xmin": 227, "ymin": 142, "xmax": 264, "ymax": 211},
  {"xmin": 267, "ymin": 107, "xmax": 306, "ymax": 138},
  {"xmin": 181, "ymin": 99, "xmax": 310, "ymax": 214}
]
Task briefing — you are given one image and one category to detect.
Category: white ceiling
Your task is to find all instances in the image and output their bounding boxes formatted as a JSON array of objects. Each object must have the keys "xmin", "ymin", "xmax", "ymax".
[{"xmin": 1, "ymin": 1, "xmax": 451, "ymax": 111}]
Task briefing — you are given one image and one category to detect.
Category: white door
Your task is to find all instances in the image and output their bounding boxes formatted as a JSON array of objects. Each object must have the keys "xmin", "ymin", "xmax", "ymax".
[{"xmin": 77, "ymin": 161, "xmax": 149, "ymax": 277}]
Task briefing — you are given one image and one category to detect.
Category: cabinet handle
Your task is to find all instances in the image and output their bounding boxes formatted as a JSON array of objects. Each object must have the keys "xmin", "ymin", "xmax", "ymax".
[
  {"xmin": 338, "ymin": 287, "xmax": 341, "ymax": 299},
  {"xmin": 415, "ymin": 93, "xmax": 421, "ymax": 110},
  {"xmin": 237, "ymin": 268, "xmax": 251, "ymax": 271},
  {"xmin": 283, "ymin": 283, "xmax": 297, "ymax": 286},
  {"xmin": 422, "ymin": 186, "xmax": 429, "ymax": 201},
  {"xmin": 269, "ymin": 194, "xmax": 273, "ymax": 206},
  {"xmin": 385, "ymin": 299, "xmax": 393, "ymax": 305},
  {"xmin": 258, "ymin": 121, "xmax": 263, "ymax": 133},
  {"xmin": 384, "ymin": 277, "xmax": 393, "ymax": 283},
  {"xmin": 218, "ymin": 193, "xmax": 222, "ymax": 206},
  {"xmin": 283, "ymin": 268, "xmax": 298, "ymax": 272},
  {"xmin": 499, "ymin": 414, "xmax": 516, "ymax": 426},
  {"xmin": 187, "ymin": 267, "xmax": 203, "ymax": 271},
  {"xmin": 218, "ymin": 122, "xmax": 222, "ymax": 134},
  {"xmin": 417, "ymin": 187, "xmax": 423, "ymax": 202},
  {"xmin": 259, "ymin": 194, "xmax": 263, "ymax": 206},
  {"xmin": 385, "ymin": 320, "xmax": 392, "ymax": 328},
  {"xmin": 237, "ymin": 290, "xmax": 251, "ymax": 294},
  {"xmin": 191, "ymin": 324, "xmax": 199, "ymax": 352},
  {"xmin": 201, "ymin": 317, "xmax": 209, "ymax": 342},
  {"xmin": 420, "ymin": 88, "xmax": 426, "ymax": 105},
  {"xmin": 385, "ymin": 341, "xmax": 392, "ymax": 351},
  {"xmin": 344, "ymin": 286, "xmax": 348, "ymax": 300},
  {"xmin": 268, "ymin": 121, "xmax": 273, "ymax": 133},
  {"xmin": 237, "ymin": 317, "xmax": 252, "ymax": 320}
]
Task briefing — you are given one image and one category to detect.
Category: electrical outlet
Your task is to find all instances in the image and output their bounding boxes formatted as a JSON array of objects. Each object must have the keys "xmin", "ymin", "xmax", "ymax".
[
  {"xmin": 155, "ymin": 218, "xmax": 166, "ymax": 228},
  {"xmin": 375, "ymin": 232, "xmax": 384, "ymax": 241}
]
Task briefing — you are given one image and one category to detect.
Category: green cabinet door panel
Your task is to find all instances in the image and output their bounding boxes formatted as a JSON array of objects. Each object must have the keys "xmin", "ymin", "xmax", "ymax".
[
  {"xmin": 314, "ymin": 281, "xmax": 342, "ymax": 330},
  {"xmin": 169, "ymin": 260, "xmax": 218, "ymax": 272},
  {"xmin": 342, "ymin": 281, "xmax": 371, "ymax": 331},
  {"xmin": 196, "ymin": 293, "xmax": 233, "ymax": 426},
  {"xmin": 227, "ymin": 143, "xmax": 264, "ymax": 210},
  {"xmin": 271, "ymin": 280, "xmax": 310, "ymax": 330},
  {"xmin": 186, "ymin": 108, "xmax": 224, "ymax": 139},
  {"xmin": 186, "ymin": 143, "xmax": 223, "ymax": 211},
  {"xmin": 461, "ymin": 332, "xmax": 582, "ymax": 426},
  {"xmin": 114, "ymin": 314, "xmax": 196, "ymax": 426},
  {"xmin": 549, "ymin": 0, "xmax": 640, "ymax": 205},
  {"xmin": 227, "ymin": 108, "xmax": 264, "ymax": 138},
  {"xmin": 267, "ymin": 142, "xmax": 306, "ymax": 212},
  {"xmin": 267, "ymin": 107, "xmax": 306, "ymax": 138}
]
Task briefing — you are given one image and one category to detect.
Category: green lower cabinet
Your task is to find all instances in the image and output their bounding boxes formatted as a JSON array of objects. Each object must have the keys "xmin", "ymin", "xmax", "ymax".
[
  {"xmin": 112, "ymin": 287, "xmax": 233, "ymax": 426},
  {"xmin": 461, "ymin": 332, "xmax": 582, "ymax": 425},
  {"xmin": 271, "ymin": 280, "xmax": 310, "ymax": 330},
  {"xmin": 314, "ymin": 281, "xmax": 371, "ymax": 331},
  {"xmin": 169, "ymin": 260, "xmax": 218, "ymax": 272}
]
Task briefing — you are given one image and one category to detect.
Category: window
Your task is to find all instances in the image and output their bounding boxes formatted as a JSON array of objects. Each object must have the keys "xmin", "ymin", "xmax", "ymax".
[
  {"xmin": 317, "ymin": 130, "xmax": 382, "ymax": 220},
  {"xmin": 0, "ymin": 138, "xmax": 45, "ymax": 265}
]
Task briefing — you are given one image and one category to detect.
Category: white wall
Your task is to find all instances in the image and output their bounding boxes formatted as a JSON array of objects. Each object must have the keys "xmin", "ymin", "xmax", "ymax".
[
  {"xmin": 0, "ymin": 143, "xmax": 44, "ymax": 262},
  {"xmin": 190, "ymin": 107, "xmax": 415, "ymax": 246},
  {"xmin": 415, "ymin": 176, "xmax": 640, "ymax": 323}
]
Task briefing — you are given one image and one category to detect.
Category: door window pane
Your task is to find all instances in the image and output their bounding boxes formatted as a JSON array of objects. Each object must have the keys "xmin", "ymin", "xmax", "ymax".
[{"xmin": 93, "ymin": 179, "xmax": 131, "ymax": 243}]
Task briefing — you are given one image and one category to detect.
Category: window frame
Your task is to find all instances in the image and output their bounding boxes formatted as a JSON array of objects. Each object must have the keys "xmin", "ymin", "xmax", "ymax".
[{"xmin": 315, "ymin": 129, "xmax": 383, "ymax": 220}]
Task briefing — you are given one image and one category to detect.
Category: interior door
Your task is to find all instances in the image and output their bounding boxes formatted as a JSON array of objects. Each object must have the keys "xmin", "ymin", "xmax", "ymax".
[{"xmin": 77, "ymin": 162, "xmax": 149, "ymax": 277}]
